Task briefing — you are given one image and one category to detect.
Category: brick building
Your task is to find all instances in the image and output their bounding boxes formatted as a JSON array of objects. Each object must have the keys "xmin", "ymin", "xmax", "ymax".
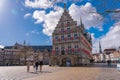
[{"xmin": 0, "ymin": 42, "xmax": 52, "ymax": 66}]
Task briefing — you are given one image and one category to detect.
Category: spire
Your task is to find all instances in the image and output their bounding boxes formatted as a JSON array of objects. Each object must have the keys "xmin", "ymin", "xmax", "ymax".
[
  {"xmin": 80, "ymin": 16, "xmax": 84, "ymax": 28},
  {"xmin": 80, "ymin": 16, "xmax": 82, "ymax": 26},
  {"xmin": 64, "ymin": 3, "xmax": 67, "ymax": 11},
  {"xmin": 80, "ymin": 16, "xmax": 85, "ymax": 33},
  {"xmin": 23, "ymin": 40, "xmax": 26, "ymax": 46},
  {"xmin": 15, "ymin": 41, "xmax": 18, "ymax": 45},
  {"xmin": 99, "ymin": 40, "xmax": 102, "ymax": 53}
]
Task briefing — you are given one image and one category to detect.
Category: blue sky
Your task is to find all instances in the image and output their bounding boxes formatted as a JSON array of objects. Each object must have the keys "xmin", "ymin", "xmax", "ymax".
[{"xmin": 0, "ymin": 0, "xmax": 120, "ymax": 53}]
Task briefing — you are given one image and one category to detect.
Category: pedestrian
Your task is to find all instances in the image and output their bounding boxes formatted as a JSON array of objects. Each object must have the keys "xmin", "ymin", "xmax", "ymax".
[
  {"xmin": 107, "ymin": 60, "xmax": 111, "ymax": 67},
  {"xmin": 107, "ymin": 60, "xmax": 109, "ymax": 67},
  {"xmin": 35, "ymin": 61, "xmax": 39, "ymax": 72},
  {"xmin": 39, "ymin": 61, "xmax": 43, "ymax": 72},
  {"xmin": 26, "ymin": 60, "xmax": 31, "ymax": 72},
  {"xmin": 33, "ymin": 61, "xmax": 36, "ymax": 72},
  {"xmin": 109, "ymin": 60, "xmax": 112, "ymax": 67}
]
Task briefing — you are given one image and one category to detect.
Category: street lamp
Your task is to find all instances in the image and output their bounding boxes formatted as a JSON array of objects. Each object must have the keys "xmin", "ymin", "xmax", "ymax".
[{"xmin": 2, "ymin": 49, "xmax": 5, "ymax": 66}]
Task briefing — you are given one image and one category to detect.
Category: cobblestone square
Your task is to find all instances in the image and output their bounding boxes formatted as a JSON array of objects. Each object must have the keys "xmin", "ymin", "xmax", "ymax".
[{"xmin": 0, "ymin": 63, "xmax": 120, "ymax": 80}]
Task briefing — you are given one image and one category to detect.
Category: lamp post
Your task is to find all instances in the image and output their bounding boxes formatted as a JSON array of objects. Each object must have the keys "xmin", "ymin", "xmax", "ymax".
[{"xmin": 2, "ymin": 49, "xmax": 5, "ymax": 66}]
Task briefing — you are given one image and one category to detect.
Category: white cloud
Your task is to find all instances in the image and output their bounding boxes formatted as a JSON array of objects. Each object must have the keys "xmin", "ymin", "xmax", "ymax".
[
  {"xmin": 24, "ymin": 0, "xmax": 84, "ymax": 9},
  {"xmin": 24, "ymin": 13, "xmax": 32, "ymax": 18},
  {"xmin": 93, "ymin": 21, "xmax": 120, "ymax": 53},
  {"xmin": 0, "ymin": 45, "xmax": 4, "ymax": 48},
  {"xmin": 24, "ymin": 0, "xmax": 52, "ymax": 9},
  {"xmin": 101, "ymin": 22, "xmax": 120, "ymax": 49},
  {"xmin": 111, "ymin": 9, "xmax": 120, "ymax": 21},
  {"xmin": 32, "ymin": 6, "xmax": 63, "ymax": 36},
  {"xmin": 32, "ymin": 2, "xmax": 103, "ymax": 36},
  {"xmin": 56, "ymin": 0, "xmax": 84, "ymax": 3},
  {"xmin": 69, "ymin": 3, "xmax": 103, "ymax": 30},
  {"xmin": 31, "ymin": 30, "xmax": 40, "ymax": 34},
  {"xmin": 26, "ymin": 30, "xmax": 41, "ymax": 36},
  {"xmin": 33, "ymin": 10, "xmax": 46, "ymax": 23}
]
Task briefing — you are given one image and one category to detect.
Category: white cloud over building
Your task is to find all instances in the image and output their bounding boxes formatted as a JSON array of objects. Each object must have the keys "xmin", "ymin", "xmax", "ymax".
[
  {"xmin": 32, "ymin": 6, "xmax": 63, "ymax": 36},
  {"xmin": 68, "ymin": 3, "xmax": 103, "ymax": 30},
  {"xmin": 31, "ymin": 2, "xmax": 103, "ymax": 36},
  {"xmin": 93, "ymin": 21, "xmax": 120, "ymax": 53}
]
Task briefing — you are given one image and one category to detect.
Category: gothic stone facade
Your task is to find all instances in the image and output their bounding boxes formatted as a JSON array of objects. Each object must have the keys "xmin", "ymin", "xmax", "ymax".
[{"xmin": 50, "ymin": 5, "xmax": 92, "ymax": 66}]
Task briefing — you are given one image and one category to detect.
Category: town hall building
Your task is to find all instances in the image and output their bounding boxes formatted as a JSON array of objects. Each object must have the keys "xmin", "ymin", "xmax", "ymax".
[{"xmin": 50, "ymin": 4, "xmax": 92, "ymax": 66}]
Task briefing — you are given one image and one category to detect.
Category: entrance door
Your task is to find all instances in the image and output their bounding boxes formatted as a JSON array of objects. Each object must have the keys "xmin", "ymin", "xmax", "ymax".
[
  {"xmin": 61, "ymin": 58, "xmax": 71, "ymax": 66},
  {"xmin": 66, "ymin": 58, "xmax": 71, "ymax": 66}
]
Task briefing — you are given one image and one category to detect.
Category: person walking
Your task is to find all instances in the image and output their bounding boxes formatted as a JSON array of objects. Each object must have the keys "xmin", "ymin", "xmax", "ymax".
[
  {"xmin": 109, "ymin": 60, "xmax": 112, "ymax": 67},
  {"xmin": 35, "ymin": 61, "xmax": 39, "ymax": 72},
  {"xmin": 107, "ymin": 60, "xmax": 112, "ymax": 67},
  {"xmin": 39, "ymin": 61, "xmax": 43, "ymax": 72},
  {"xmin": 26, "ymin": 60, "xmax": 31, "ymax": 72},
  {"xmin": 107, "ymin": 60, "xmax": 110, "ymax": 67},
  {"xmin": 33, "ymin": 61, "xmax": 36, "ymax": 72}
]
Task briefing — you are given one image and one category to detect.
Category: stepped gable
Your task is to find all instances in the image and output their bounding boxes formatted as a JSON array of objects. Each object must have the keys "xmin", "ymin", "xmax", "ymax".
[{"xmin": 56, "ymin": 4, "xmax": 77, "ymax": 28}]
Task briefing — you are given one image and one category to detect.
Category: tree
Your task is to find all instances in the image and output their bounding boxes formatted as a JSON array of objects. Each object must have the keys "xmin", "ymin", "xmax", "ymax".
[{"xmin": 20, "ymin": 46, "xmax": 33, "ymax": 65}]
